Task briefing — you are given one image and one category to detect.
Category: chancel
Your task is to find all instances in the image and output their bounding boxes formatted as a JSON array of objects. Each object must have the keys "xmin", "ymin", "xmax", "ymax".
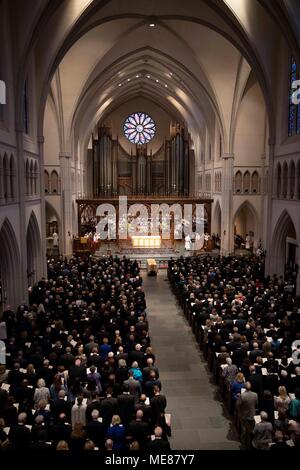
[
  {"xmin": 0, "ymin": 0, "xmax": 300, "ymax": 454},
  {"xmin": 131, "ymin": 235, "xmax": 161, "ymax": 249}
]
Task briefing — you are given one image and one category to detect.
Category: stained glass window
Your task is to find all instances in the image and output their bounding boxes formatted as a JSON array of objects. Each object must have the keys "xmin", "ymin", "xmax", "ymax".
[
  {"xmin": 124, "ymin": 112, "xmax": 156, "ymax": 145},
  {"xmin": 288, "ymin": 56, "xmax": 300, "ymax": 137}
]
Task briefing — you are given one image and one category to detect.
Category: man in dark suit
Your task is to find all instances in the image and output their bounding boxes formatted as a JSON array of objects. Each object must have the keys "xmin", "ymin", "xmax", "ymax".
[
  {"xmin": 123, "ymin": 370, "xmax": 141, "ymax": 398},
  {"xmin": 249, "ymin": 343, "xmax": 264, "ymax": 363},
  {"xmin": 231, "ymin": 346, "xmax": 248, "ymax": 368},
  {"xmin": 36, "ymin": 359, "xmax": 56, "ymax": 388},
  {"xmin": 7, "ymin": 362, "xmax": 24, "ymax": 390},
  {"xmin": 146, "ymin": 426, "xmax": 171, "ymax": 451},
  {"xmin": 8, "ymin": 412, "xmax": 31, "ymax": 449},
  {"xmin": 144, "ymin": 371, "xmax": 162, "ymax": 398},
  {"xmin": 85, "ymin": 392, "xmax": 101, "ymax": 423},
  {"xmin": 142, "ymin": 358, "xmax": 159, "ymax": 381},
  {"xmin": 134, "ymin": 394, "xmax": 153, "ymax": 423},
  {"xmin": 60, "ymin": 346, "xmax": 75, "ymax": 369},
  {"xmin": 30, "ymin": 429, "xmax": 52, "ymax": 451},
  {"xmin": 263, "ymin": 369, "xmax": 280, "ymax": 396},
  {"xmin": 117, "ymin": 384, "xmax": 135, "ymax": 425},
  {"xmin": 69, "ymin": 358, "xmax": 87, "ymax": 384},
  {"xmin": 100, "ymin": 388, "xmax": 118, "ymax": 428},
  {"xmin": 115, "ymin": 359, "xmax": 129, "ymax": 384},
  {"xmin": 291, "ymin": 367, "xmax": 300, "ymax": 392},
  {"xmin": 50, "ymin": 390, "xmax": 72, "ymax": 423},
  {"xmin": 87, "ymin": 347, "xmax": 103, "ymax": 369},
  {"xmin": 128, "ymin": 344, "xmax": 144, "ymax": 367},
  {"xmin": 248, "ymin": 365, "xmax": 264, "ymax": 403},
  {"xmin": 150, "ymin": 386, "xmax": 167, "ymax": 422},
  {"xmin": 126, "ymin": 409, "xmax": 150, "ymax": 447},
  {"xmin": 49, "ymin": 413, "xmax": 72, "ymax": 446},
  {"xmin": 85, "ymin": 409, "xmax": 106, "ymax": 449}
]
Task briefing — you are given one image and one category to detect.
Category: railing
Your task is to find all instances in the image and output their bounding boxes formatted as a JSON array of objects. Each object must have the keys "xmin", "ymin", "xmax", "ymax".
[{"xmin": 76, "ymin": 191, "xmax": 213, "ymax": 200}]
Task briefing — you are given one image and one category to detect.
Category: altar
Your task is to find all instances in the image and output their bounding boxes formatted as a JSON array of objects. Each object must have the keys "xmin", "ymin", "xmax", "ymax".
[{"xmin": 131, "ymin": 235, "xmax": 161, "ymax": 248}]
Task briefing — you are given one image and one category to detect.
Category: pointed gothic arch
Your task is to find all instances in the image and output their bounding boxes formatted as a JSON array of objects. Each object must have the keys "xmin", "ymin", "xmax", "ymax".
[
  {"xmin": 297, "ymin": 160, "xmax": 300, "ymax": 200},
  {"xmin": 44, "ymin": 169, "xmax": 50, "ymax": 193},
  {"xmin": 233, "ymin": 200, "xmax": 260, "ymax": 248},
  {"xmin": 271, "ymin": 210, "xmax": 298, "ymax": 277},
  {"xmin": 45, "ymin": 200, "xmax": 61, "ymax": 254},
  {"xmin": 243, "ymin": 171, "xmax": 250, "ymax": 194},
  {"xmin": 289, "ymin": 160, "xmax": 296, "ymax": 199},
  {"xmin": 0, "ymin": 218, "xmax": 21, "ymax": 307},
  {"xmin": 9, "ymin": 155, "xmax": 15, "ymax": 200},
  {"xmin": 276, "ymin": 163, "xmax": 282, "ymax": 198},
  {"xmin": 212, "ymin": 200, "xmax": 222, "ymax": 238},
  {"xmin": 3, "ymin": 153, "xmax": 9, "ymax": 200},
  {"xmin": 26, "ymin": 211, "xmax": 42, "ymax": 285},
  {"xmin": 282, "ymin": 161, "xmax": 288, "ymax": 198},
  {"xmin": 25, "ymin": 159, "xmax": 30, "ymax": 195},
  {"xmin": 234, "ymin": 170, "xmax": 242, "ymax": 194}
]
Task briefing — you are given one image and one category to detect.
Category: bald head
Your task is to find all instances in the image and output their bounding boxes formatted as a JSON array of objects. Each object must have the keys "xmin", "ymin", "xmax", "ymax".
[
  {"xmin": 136, "ymin": 410, "xmax": 143, "ymax": 420},
  {"xmin": 18, "ymin": 413, "xmax": 27, "ymax": 424}
]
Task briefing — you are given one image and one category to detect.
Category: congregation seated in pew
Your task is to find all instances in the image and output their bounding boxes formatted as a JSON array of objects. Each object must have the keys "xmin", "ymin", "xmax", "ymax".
[
  {"xmin": 168, "ymin": 253, "xmax": 300, "ymax": 449},
  {"xmin": 0, "ymin": 255, "xmax": 171, "ymax": 451}
]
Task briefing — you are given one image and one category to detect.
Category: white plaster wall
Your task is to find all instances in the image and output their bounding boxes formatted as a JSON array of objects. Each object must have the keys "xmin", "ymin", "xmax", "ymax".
[
  {"xmin": 43, "ymin": 99, "xmax": 60, "ymax": 165},
  {"xmin": 233, "ymin": 81, "xmax": 265, "ymax": 166}
]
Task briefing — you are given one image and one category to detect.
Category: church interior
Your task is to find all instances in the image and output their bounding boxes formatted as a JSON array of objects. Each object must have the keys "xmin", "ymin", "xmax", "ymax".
[{"xmin": 0, "ymin": 0, "xmax": 300, "ymax": 453}]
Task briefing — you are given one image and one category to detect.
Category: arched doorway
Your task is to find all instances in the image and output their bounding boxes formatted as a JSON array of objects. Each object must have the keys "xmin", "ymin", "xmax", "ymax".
[
  {"xmin": 212, "ymin": 200, "xmax": 221, "ymax": 247},
  {"xmin": 26, "ymin": 211, "xmax": 42, "ymax": 286},
  {"xmin": 271, "ymin": 210, "xmax": 298, "ymax": 278},
  {"xmin": 72, "ymin": 201, "xmax": 77, "ymax": 235},
  {"xmin": 45, "ymin": 201, "xmax": 61, "ymax": 255},
  {"xmin": 0, "ymin": 218, "xmax": 21, "ymax": 308},
  {"xmin": 233, "ymin": 201, "xmax": 259, "ymax": 251}
]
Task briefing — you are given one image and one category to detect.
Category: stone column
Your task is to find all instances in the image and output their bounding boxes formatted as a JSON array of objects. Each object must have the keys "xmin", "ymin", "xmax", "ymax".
[
  {"xmin": 264, "ymin": 141, "xmax": 275, "ymax": 275},
  {"xmin": 220, "ymin": 153, "xmax": 234, "ymax": 255},
  {"xmin": 259, "ymin": 153, "xmax": 266, "ymax": 248},
  {"xmin": 59, "ymin": 152, "xmax": 73, "ymax": 256},
  {"xmin": 16, "ymin": 129, "xmax": 28, "ymax": 303},
  {"xmin": 0, "ymin": 157, "xmax": 4, "ymax": 203},
  {"xmin": 38, "ymin": 136, "xmax": 47, "ymax": 278},
  {"xmin": 171, "ymin": 136, "xmax": 176, "ymax": 194}
]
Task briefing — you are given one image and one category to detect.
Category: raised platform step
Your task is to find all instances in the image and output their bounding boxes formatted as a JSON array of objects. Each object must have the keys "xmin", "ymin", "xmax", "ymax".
[{"xmin": 120, "ymin": 247, "xmax": 176, "ymax": 255}]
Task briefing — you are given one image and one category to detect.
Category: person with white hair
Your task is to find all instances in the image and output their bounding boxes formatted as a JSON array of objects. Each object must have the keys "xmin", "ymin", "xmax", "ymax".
[
  {"xmin": 146, "ymin": 426, "xmax": 171, "ymax": 451},
  {"xmin": 85, "ymin": 408, "xmax": 106, "ymax": 449},
  {"xmin": 128, "ymin": 343, "xmax": 144, "ymax": 367},
  {"xmin": 8, "ymin": 412, "xmax": 31, "ymax": 449},
  {"xmin": 251, "ymin": 411, "xmax": 273, "ymax": 450},
  {"xmin": 222, "ymin": 357, "xmax": 238, "ymax": 385},
  {"xmin": 33, "ymin": 378, "xmax": 50, "ymax": 408}
]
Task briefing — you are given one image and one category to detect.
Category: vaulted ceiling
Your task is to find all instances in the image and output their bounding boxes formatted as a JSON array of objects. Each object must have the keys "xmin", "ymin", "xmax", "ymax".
[{"xmin": 10, "ymin": 0, "xmax": 300, "ymax": 156}]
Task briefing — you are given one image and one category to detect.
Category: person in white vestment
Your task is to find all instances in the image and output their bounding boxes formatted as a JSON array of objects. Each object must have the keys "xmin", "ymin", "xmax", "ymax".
[
  {"xmin": 185, "ymin": 234, "xmax": 191, "ymax": 251},
  {"xmin": 245, "ymin": 234, "xmax": 251, "ymax": 250},
  {"xmin": 52, "ymin": 232, "xmax": 58, "ymax": 247}
]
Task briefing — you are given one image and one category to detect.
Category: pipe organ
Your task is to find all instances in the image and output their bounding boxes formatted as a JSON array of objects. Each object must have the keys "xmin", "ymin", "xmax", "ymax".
[{"xmin": 91, "ymin": 121, "xmax": 190, "ymax": 196}]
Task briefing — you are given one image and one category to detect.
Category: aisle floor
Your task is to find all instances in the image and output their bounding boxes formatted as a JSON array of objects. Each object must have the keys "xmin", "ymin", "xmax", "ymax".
[{"xmin": 143, "ymin": 271, "xmax": 240, "ymax": 450}]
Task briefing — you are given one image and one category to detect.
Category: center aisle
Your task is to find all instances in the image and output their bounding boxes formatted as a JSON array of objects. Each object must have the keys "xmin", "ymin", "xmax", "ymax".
[{"xmin": 143, "ymin": 270, "xmax": 240, "ymax": 450}]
